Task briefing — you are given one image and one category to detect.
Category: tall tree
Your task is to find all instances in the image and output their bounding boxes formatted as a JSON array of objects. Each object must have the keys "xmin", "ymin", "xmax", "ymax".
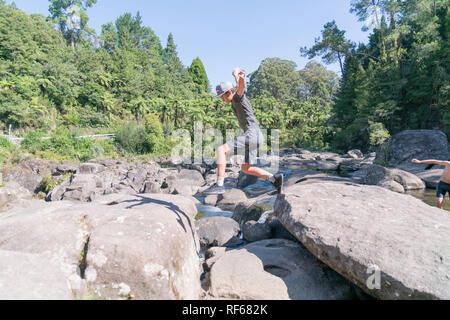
[
  {"xmin": 349, "ymin": 0, "xmax": 403, "ymax": 59},
  {"xmin": 300, "ymin": 20, "xmax": 354, "ymax": 75},
  {"xmin": 188, "ymin": 57, "xmax": 209, "ymax": 92},
  {"xmin": 164, "ymin": 33, "xmax": 184, "ymax": 74},
  {"xmin": 247, "ymin": 57, "xmax": 300, "ymax": 101},
  {"xmin": 298, "ymin": 61, "xmax": 339, "ymax": 104},
  {"xmin": 48, "ymin": 0, "xmax": 97, "ymax": 50}
]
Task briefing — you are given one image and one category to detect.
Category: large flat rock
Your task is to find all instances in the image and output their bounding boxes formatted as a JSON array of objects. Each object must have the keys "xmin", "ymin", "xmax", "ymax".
[
  {"xmin": 274, "ymin": 182, "xmax": 450, "ymax": 299},
  {"xmin": 0, "ymin": 193, "xmax": 201, "ymax": 300},
  {"xmin": 207, "ymin": 239, "xmax": 358, "ymax": 300},
  {"xmin": 0, "ymin": 250, "xmax": 73, "ymax": 300},
  {"xmin": 82, "ymin": 193, "xmax": 201, "ymax": 300}
]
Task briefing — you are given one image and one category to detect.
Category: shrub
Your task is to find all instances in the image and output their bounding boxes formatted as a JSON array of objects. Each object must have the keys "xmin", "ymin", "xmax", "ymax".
[
  {"xmin": 21, "ymin": 130, "xmax": 47, "ymax": 153},
  {"xmin": 0, "ymin": 136, "xmax": 12, "ymax": 149},
  {"xmin": 37, "ymin": 176, "xmax": 56, "ymax": 195},
  {"xmin": 89, "ymin": 144, "xmax": 105, "ymax": 159},
  {"xmin": 144, "ymin": 114, "xmax": 165, "ymax": 154},
  {"xmin": 0, "ymin": 136, "xmax": 19, "ymax": 164},
  {"xmin": 115, "ymin": 121, "xmax": 147, "ymax": 154},
  {"xmin": 22, "ymin": 126, "xmax": 94, "ymax": 161},
  {"xmin": 97, "ymin": 139, "xmax": 119, "ymax": 158},
  {"xmin": 368, "ymin": 122, "xmax": 390, "ymax": 147}
]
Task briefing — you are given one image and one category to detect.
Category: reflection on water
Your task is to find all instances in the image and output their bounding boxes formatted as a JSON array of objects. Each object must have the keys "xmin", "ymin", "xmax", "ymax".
[
  {"xmin": 195, "ymin": 204, "xmax": 233, "ymax": 220},
  {"xmin": 406, "ymin": 189, "xmax": 450, "ymax": 211}
]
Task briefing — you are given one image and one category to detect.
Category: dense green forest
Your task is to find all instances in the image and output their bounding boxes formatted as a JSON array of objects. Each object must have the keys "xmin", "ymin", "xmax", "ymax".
[
  {"xmin": 302, "ymin": 0, "xmax": 449, "ymax": 151},
  {"xmin": 0, "ymin": 0, "xmax": 448, "ymax": 164}
]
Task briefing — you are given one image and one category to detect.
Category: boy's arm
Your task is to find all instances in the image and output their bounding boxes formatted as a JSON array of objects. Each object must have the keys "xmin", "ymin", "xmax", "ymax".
[
  {"xmin": 412, "ymin": 159, "xmax": 450, "ymax": 166},
  {"xmin": 232, "ymin": 67, "xmax": 246, "ymax": 97}
]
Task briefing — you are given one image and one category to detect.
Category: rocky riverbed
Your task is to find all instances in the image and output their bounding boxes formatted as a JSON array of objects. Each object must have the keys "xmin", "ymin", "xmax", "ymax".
[{"xmin": 0, "ymin": 129, "xmax": 449, "ymax": 300}]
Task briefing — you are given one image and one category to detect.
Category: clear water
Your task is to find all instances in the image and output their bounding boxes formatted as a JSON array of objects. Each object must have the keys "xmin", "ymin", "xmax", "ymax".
[
  {"xmin": 195, "ymin": 203, "xmax": 233, "ymax": 220},
  {"xmin": 406, "ymin": 188, "xmax": 450, "ymax": 212},
  {"xmin": 195, "ymin": 168, "xmax": 450, "ymax": 219}
]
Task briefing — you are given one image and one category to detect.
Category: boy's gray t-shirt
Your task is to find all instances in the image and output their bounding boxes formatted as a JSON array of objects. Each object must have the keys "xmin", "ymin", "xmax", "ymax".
[{"xmin": 231, "ymin": 93, "xmax": 260, "ymax": 132}]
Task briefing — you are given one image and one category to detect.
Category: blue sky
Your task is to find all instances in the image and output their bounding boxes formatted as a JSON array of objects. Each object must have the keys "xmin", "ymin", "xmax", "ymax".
[{"xmin": 10, "ymin": 0, "xmax": 370, "ymax": 92}]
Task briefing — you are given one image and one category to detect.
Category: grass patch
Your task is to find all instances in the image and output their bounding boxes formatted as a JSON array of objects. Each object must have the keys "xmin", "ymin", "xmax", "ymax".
[{"xmin": 36, "ymin": 176, "xmax": 56, "ymax": 195}]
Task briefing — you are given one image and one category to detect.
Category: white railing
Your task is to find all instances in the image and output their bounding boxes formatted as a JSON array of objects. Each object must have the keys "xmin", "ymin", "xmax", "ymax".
[{"xmin": 0, "ymin": 133, "xmax": 116, "ymax": 144}]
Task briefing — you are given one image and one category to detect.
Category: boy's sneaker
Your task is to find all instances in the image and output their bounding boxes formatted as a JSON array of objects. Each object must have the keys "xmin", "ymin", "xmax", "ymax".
[
  {"xmin": 202, "ymin": 183, "xmax": 226, "ymax": 195},
  {"xmin": 271, "ymin": 173, "xmax": 284, "ymax": 194}
]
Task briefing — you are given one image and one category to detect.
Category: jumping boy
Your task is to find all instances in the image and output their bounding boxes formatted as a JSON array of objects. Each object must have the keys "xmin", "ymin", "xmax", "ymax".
[
  {"xmin": 412, "ymin": 158, "xmax": 450, "ymax": 209},
  {"xmin": 202, "ymin": 67, "xmax": 283, "ymax": 195}
]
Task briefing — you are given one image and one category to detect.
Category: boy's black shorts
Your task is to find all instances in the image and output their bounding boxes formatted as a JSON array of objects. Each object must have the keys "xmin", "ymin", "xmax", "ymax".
[
  {"xmin": 226, "ymin": 127, "xmax": 264, "ymax": 165},
  {"xmin": 437, "ymin": 181, "xmax": 450, "ymax": 199}
]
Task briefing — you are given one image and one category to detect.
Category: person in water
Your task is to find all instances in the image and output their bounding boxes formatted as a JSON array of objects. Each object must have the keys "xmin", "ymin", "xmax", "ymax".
[
  {"xmin": 412, "ymin": 158, "xmax": 450, "ymax": 209},
  {"xmin": 202, "ymin": 67, "xmax": 283, "ymax": 195}
]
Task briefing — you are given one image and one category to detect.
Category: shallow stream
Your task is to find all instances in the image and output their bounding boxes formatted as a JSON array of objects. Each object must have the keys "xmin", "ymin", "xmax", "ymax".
[{"xmin": 195, "ymin": 168, "xmax": 449, "ymax": 219}]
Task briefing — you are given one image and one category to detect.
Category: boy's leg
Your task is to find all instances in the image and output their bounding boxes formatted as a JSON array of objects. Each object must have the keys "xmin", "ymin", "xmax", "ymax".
[
  {"xmin": 201, "ymin": 143, "xmax": 232, "ymax": 195},
  {"xmin": 241, "ymin": 163, "xmax": 271, "ymax": 180},
  {"xmin": 241, "ymin": 163, "xmax": 283, "ymax": 194},
  {"xmin": 437, "ymin": 197, "xmax": 444, "ymax": 209},
  {"xmin": 217, "ymin": 143, "xmax": 232, "ymax": 184},
  {"xmin": 436, "ymin": 182, "xmax": 445, "ymax": 209}
]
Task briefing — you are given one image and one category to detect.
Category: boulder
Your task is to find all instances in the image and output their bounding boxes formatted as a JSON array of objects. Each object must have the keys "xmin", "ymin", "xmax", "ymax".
[
  {"xmin": 339, "ymin": 153, "xmax": 376, "ymax": 173},
  {"xmin": 304, "ymin": 160, "xmax": 340, "ymax": 171},
  {"xmin": 281, "ymin": 158, "xmax": 340, "ymax": 171},
  {"xmin": 2, "ymin": 167, "xmax": 42, "ymax": 193},
  {"xmin": 242, "ymin": 180, "xmax": 275, "ymax": 198},
  {"xmin": 77, "ymin": 163, "xmax": 106, "ymax": 175},
  {"xmin": 207, "ymin": 246, "xmax": 289, "ymax": 300},
  {"xmin": 177, "ymin": 169, "xmax": 205, "ymax": 185},
  {"xmin": 356, "ymin": 165, "xmax": 425, "ymax": 190},
  {"xmin": 242, "ymin": 220, "xmax": 271, "ymax": 242},
  {"xmin": 204, "ymin": 195, "xmax": 219, "ymax": 206},
  {"xmin": 165, "ymin": 169, "xmax": 205, "ymax": 196},
  {"xmin": 0, "ymin": 200, "xmax": 90, "ymax": 298},
  {"xmin": 232, "ymin": 194, "xmax": 277, "ymax": 226},
  {"xmin": 47, "ymin": 160, "xmax": 172, "ymax": 202},
  {"xmin": 415, "ymin": 169, "xmax": 444, "ymax": 189},
  {"xmin": 0, "ymin": 193, "xmax": 201, "ymax": 300},
  {"xmin": 20, "ymin": 159, "xmax": 58, "ymax": 176},
  {"xmin": 274, "ymin": 182, "xmax": 450, "ymax": 300},
  {"xmin": 377, "ymin": 180, "xmax": 405, "ymax": 193},
  {"xmin": 284, "ymin": 169, "xmax": 352, "ymax": 188},
  {"xmin": 44, "ymin": 183, "xmax": 64, "ymax": 202},
  {"xmin": 0, "ymin": 250, "xmax": 73, "ymax": 300},
  {"xmin": 204, "ymin": 173, "xmax": 218, "ymax": 187},
  {"xmin": 347, "ymin": 149, "xmax": 364, "ymax": 159},
  {"xmin": 126, "ymin": 167, "xmax": 148, "ymax": 192},
  {"xmin": 376, "ymin": 130, "xmax": 449, "ymax": 173},
  {"xmin": 0, "ymin": 181, "xmax": 33, "ymax": 212},
  {"xmin": 207, "ymin": 239, "xmax": 358, "ymax": 300},
  {"xmin": 339, "ymin": 159, "xmax": 365, "ymax": 172},
  {"xmin": 195, "ymin": 216, "xmax": 240, "ymax": 248},
  {"xmin": 62, "ymin": 174, "xmax": 99, "ymax": 202},
  {"xmin": 142, "ymin": 181, "xmax": 161, "ymax": 194},
  {"xmin": 216, "ymin": 188, "xmax": 248, "ymax": 211},
  {"xmin": 204, "ymin": 247, "xmax": 228, "ymax": 271},
  {"xmin": 266, "ymin": 216, "xmax": 298, "ymax": 242},
  {"xmin": 84, "ymin": 193, "xmax": 201, "ymax": 300},
  {"xmin": 237, "ymin": 171, "xmax": 260, "ymax": 189},
  {"xmin": 55, "ymin": 164, "xmax": 77, "ymax": 175}
]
